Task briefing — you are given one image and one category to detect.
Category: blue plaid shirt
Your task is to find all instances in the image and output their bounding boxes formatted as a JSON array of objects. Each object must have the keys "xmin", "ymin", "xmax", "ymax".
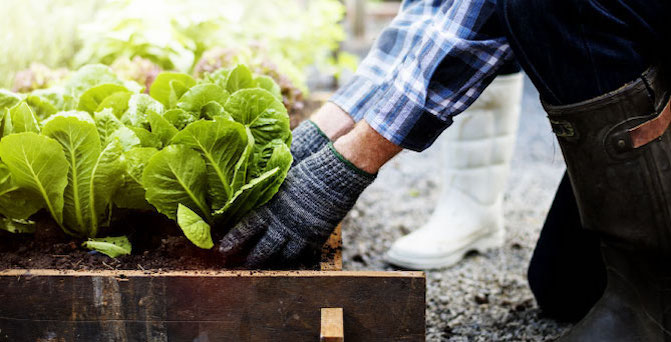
[{"xmin": 330, "ymin": 0, "xmax": 513, "ymax": 151}]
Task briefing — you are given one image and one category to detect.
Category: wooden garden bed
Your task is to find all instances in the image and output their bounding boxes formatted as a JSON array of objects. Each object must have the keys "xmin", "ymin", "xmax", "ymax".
[{"xmin": 0, "ymin": 226, "xmax": 426, "ymax": 341}]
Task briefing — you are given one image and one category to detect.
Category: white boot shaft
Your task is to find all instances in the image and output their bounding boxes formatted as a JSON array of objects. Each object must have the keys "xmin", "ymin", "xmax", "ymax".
[
  {"xmin": 386, "ymin": 73, "xmax": 524, "ymax": 269},
  {"xmin": 441, "ymin": 72, "xmax": 523, "ymax": 206}
]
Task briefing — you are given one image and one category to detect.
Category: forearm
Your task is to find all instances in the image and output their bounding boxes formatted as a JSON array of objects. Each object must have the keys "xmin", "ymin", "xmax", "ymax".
[
  {"xmin": 309, "ymin": 102, "xmax": 401, "ymax": 174},
  {"xmin": 333, "ymin": 120, "xmax": 402, "ymax": 174},
  {"xmin": 310, "ymin": 102, "xmax": 355, "ymax": 141}
]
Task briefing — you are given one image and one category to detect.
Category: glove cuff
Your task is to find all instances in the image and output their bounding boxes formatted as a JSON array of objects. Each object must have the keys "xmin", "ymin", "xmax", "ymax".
[
  {"xmin": 290, "ymin": 120, "xmax": 330, "ymax": 166},
  {"xmin": 327, "ymin": 142, "xmax": 376, "ymax": 178}
]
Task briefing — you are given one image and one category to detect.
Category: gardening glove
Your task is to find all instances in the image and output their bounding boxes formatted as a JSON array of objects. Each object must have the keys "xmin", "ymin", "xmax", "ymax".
[
  {"xmin": 219, "ymin": 143, "xmax": 376, "ymax": 268},
  {"xmin": 290, "ymin": 120, "xmax": 330, "ymax": 166}
]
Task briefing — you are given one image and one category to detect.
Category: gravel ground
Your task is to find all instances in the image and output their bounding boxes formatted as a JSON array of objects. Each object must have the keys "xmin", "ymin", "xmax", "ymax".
[{"xmin": 340, "ymin": 77, "xmax": 571, "ymax": 341}]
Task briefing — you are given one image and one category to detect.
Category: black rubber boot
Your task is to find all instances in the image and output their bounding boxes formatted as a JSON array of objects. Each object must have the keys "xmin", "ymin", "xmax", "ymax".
[
  {"xmin": 544, "ymin": 67, "xmax": 671, "ymax": 341},
  {"xmin": 560, "ymin": 246, "xmax": 671, "ymax": 341}
]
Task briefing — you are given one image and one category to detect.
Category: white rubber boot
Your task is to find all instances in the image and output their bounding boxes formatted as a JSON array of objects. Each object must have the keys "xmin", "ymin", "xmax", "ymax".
[{"xmin": 386, "ymin": 73, "xmax": 524, "ymax": 270}]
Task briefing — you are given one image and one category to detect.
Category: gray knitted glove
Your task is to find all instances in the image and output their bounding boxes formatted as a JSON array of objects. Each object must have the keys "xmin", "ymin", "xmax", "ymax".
[
  {"xmin": 290, "ymin": 120, "xmax": 330, "ymax": 166},
  {"xmin": 219, "ymin": 143, "xmax": 376, "ymax": 268}
]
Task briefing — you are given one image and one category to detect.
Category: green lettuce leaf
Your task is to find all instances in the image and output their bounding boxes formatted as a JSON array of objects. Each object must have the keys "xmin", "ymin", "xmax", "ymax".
[
  {"xmin": 230, "ymin": 127, "xmax": 255, "ymax": 193},
  {"xmin": 143, "ymin": 145, "xmax": 210, "ymax": 221},
  {"xmin": 77, "ymin": 83, "xmax": 130, "ymax": 114},
  {"xmin": 121, "ymin": 94, "xmax": 165, "ymax": 128},
  {"xmin": 89, "ymin": 140, "xmax": 126, "ymax": 233},
  {"xmin": 41, "ymin": 110, "xmax": 94, "ymax": 126},
  {"xmin": 163, "ymin": 108, "xmax": 197, "ymax": 130},
  {"xmin": 224, "ymin": 64, "xmax": 254, "ymax": 94},
  {"xmin": 113, "ymin": 147, "xmax": 158, "ymax": 210},
  {"xmin": 82, "ymin": 235, "xmax": 132, "ymax": 258},
  {"xmin": 251, "ymin": 139, "xmax": 293, "ymax": 178},
  {"xmin": 250, "ymin": 140, "xmax": 292, "ymax": 206},
  {"xmin": 43, "ymin": 116, "xmax": 125, "ymax": 237},
  {"xmin": 9, "ymin": 102, "xmax": 40, "ymax": 133},
  {"xmin": 0, "ymin": 218, "xmax": 36, "ymax": 234},
  {"xmin": 253, "ymin": 75, "xmax": 282, "ymax": 100},
  {"xmin": 0, "ymin": 132, "xmax": 69, "ymax": 227},
  {"xmin": 205, "ymin": 69, "xmax": 231, "ymax": 89},
  {"xmin": 65, "ymin": 64, "xmax": 123, "ymax": 98},
  {"xmin": 96, "ymin": 91, "xmax": 132, "ymax": 118},
  {"xmin": 224, "ymin": 88, "xmax": 291, "ymax": 147},
  {"xmin": 129, "ymin": 127, "xmax": 162, "ymax": 149},
  {"xmin": 149, "ymin": 72, "xmax": 196, "ymax": 108},
  {"xmin": 214, "ymin": 167, "xmax": 280, "ymax": 227},
  {"xmin": 214, "ymin": 138, "xmax": 292, "ymax": 226},
  {"xmin": 30, "ymin": 88, "xmax": 77, "ymax": 112},
  {"xmin": 0, "ymin": 108, "xmax": 13, "ymax": 138},
  {"xmin": 176, "ymin": 83, "xmax": 229, "ymax": 116},
  {"xmin": 95, "ymin": 109, "xmax": 141, "ymax": 150},
  {"xmin": 0, "ymin": 163, "xmax": 43, "ymax": 220},
  {"xmin": 171, "ymin": 120, "xmax": 248, "ymax": 210},
  {"xmin": 25, "ymin": 95, "xmax": 58, "ymax": 119},
  {"xmin": 43, "ymin": 116, "xmax": 100, "ymax": 234},
  {"xmin": 177, "ymin": 204, "xmax": 213, "ymax": 249},
  {"xmin": 201, "ymin": 101, "xmax": 229, "ymax": 120},
  {"xmin": 147, "ymin": 111, "xmax": 178, "ymax": 146},
  {"xmin": 0, "ymin": 90, "xmax": 21, "ymax": 110}
]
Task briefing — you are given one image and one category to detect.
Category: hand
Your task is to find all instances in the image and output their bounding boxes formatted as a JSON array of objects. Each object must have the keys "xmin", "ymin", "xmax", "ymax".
[{"xmin": 219, "ymin": 144, "xmax": 376, "ymax": 268}]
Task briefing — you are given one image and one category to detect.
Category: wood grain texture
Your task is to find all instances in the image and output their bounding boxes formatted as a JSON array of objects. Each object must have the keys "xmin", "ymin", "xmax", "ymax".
[
  {"xmin": 321, "ymin": 308, "xmax": 344, "ymax": 342},
  {"xmin": 0, "ymin": 270, "xmax": 425, "ymax": 342}
]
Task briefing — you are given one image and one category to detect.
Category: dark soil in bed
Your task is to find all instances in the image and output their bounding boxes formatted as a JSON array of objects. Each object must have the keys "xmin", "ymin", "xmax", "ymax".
[{"xmin": 0, "ymin": 211, "xmax": 328, "ymax": 272}]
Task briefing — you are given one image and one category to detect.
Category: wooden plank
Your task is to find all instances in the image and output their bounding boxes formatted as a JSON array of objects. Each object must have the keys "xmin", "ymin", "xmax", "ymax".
[
  {"xmin": 320, "ymin": 224, "xmax": 343, "ymax": 271},
  {"xmin": 321, "ymin": 308, "xmax": 344, "ymax": 342},
  {"xmin": 0, "ymin": 270, "xmax": 425, "ymax": 341}
]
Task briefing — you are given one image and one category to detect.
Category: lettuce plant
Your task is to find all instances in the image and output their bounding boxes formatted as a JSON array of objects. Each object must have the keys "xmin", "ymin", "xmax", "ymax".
[
  {"xmin": 139, "ymin": 65, "xmax": 292, "ymax": 249},
  {"xmin": 0, "ymin": 63, "xmax": 292, "ymax": 254},
  {"xmin": 193, "ymin": 47, "xmax": 304, "ymax": 115}
]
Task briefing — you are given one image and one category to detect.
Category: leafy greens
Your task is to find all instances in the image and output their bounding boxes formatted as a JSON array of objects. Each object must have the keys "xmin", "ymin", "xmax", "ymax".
[{"xmin": 0, "ymin": 63, "xmax": 292, "ymax": 254}]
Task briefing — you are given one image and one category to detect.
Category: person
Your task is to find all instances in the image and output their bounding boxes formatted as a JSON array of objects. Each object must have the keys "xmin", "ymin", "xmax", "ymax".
[
  {"xmin": 386, "ymin": 64, "xmax": 523, "ymax": 270},
  {"xmin": 218, "ymin": 0, "xmax": 671, "ymax": 340}
]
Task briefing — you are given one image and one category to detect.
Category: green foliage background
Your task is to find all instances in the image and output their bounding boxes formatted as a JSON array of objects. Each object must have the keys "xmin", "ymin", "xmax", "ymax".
[
  {"xmin": 0, "ymin": 0, "xmax": 355, "ymax": 92},
  {"xmin": 0, "ymin": 0, "xmax": 105, "ymax": 87}
]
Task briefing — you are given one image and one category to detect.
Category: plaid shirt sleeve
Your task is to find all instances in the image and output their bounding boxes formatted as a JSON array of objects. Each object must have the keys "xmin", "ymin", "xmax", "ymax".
[{"xmin": 330, "ymin": 0, "xmax": 513, "ymax": 151}]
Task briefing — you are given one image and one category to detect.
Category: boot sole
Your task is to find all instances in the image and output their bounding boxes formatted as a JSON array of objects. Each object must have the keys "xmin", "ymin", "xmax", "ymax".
[{"xmin": 385, "ymin": 229, "xmax": 505, "ymax": 270}]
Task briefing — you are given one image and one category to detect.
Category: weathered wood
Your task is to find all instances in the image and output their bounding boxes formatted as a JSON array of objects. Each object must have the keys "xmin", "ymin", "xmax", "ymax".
[
  {"xmin": 0, "ymin": 270, "xmax": 425, "ymax": 342},
  {"xmin": 320, "ymin": 224, "xmax": 343, "ymax": 271},
  {"xmin": 321, "ymin": 308, "xmax": 344, "ymax": 342}
]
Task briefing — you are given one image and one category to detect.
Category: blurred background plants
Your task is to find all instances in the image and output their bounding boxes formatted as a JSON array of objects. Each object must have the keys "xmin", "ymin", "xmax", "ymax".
[
  {"xmin": 0, "ymin": 0, "xmax": 104, "ymax": 88},
  {"xmin": 1, "ymin": 0, "xmax": 356, "ymax": 99}
]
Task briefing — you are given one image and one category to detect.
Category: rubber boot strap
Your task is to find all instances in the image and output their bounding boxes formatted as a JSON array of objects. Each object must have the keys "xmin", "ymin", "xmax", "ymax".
[{"xmin": 629, "ymin": 100, "xmax": 671, "ymax": 148}]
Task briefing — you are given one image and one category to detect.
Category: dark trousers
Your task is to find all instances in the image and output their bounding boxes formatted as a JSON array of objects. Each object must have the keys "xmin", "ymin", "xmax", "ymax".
[
  {"xmin": 496, "ymin": 0, "xmax": 670, "ymax": 321},
  {"xmin": 527, "ymin": 173, "xmax": 606, "ymax": 322}
]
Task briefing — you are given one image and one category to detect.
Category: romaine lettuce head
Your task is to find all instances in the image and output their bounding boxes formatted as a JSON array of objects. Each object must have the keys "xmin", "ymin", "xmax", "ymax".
[
  {"xmin": 0, "ymin": 63, "xmax": 292, "ymax": 252},
  {"xmin": 141, "ymin": 66, "xmax": 293, "ymax": 248}
]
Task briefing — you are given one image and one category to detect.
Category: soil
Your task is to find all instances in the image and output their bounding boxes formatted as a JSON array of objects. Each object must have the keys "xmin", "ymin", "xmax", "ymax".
[{"xmin": 0, "ymin": 210, "xmax": 327, "ymax": 272}]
